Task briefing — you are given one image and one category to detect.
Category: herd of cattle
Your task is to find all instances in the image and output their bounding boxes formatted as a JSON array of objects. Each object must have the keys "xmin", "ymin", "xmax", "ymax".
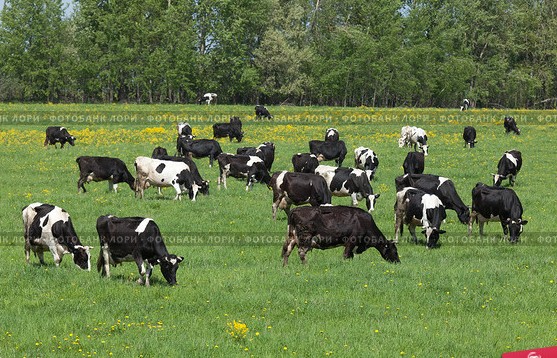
[{"xmin": 28, "ymin": 113, "xmax": 527, "ymax": 285}]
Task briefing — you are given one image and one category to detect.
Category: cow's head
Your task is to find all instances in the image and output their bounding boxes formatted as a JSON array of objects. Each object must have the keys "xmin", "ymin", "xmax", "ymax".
[
  {"xmin": 421, "ymin": 144, "xmax": 428, "ymax": 156},
  {"xmin": 67, "ymin": 135, "xmax": 76, "ymax": 146},
  {"xmin": 199, "ymin": 180, "xmax": 210, "ymax": 195},
  {"xmin": 422, "ymin": 227, "xmax": 446, "ymax": 249},
  {"xmin": 72, "ymin": 245, "xmax": 93, "ymax": 270},
  {"xmin": 506, "ymin": 218, "xmax": 527, "ymax": 243},
  {"xmin": 378, "ymin": 240, "xmax": 400, "ymax": 263},
  {"xmin": 236, "ymin": 131, "xmax": 245, "ymax": 142},
  {"xmin": 365, "ymin": 193, "xmax": 381, "ymax": 212},
  {"xmin": 157, "ymin": 254, "xmax": 184, "ymax": 285},
  {"xmin": 491, "ymin": 173, "xmax": 506, "ymax": 186}
]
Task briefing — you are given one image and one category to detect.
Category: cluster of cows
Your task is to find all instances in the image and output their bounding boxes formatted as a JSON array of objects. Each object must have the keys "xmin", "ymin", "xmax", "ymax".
[{"xmin": 29, "ymin": 115, "xmax": 527, "ymax": 285}]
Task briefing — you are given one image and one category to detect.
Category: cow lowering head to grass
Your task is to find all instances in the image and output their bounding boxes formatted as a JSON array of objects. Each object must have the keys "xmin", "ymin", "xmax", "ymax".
[{"xmin": 44, "ymin": 126, "xmax": 76, "ymax": 148}]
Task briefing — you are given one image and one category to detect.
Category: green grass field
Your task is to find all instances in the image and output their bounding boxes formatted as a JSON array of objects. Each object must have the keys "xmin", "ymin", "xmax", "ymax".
[{"xmin": 0, "ymin": 104, "xmax": 556, "ymax": 357}]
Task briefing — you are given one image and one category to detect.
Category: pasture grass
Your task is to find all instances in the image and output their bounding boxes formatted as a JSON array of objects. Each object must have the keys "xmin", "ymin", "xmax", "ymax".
[{"xmin": 0, "ymin": 104, "xmax": 556, "ymax": 357}]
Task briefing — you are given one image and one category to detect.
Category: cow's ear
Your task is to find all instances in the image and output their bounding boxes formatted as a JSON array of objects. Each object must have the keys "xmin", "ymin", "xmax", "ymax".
[
  {"xmin": 374, "ymin": 193, "xmax": 380, "ymax": 198},
  {"xmin": 491, "ymin": 173, "xmax": 496, "ymax": 177},
  {"xmin": 421, "ymin": 229, "xmax": 426, "ymax": 234},
  {"xmin": 520, "ymin": 220, "xmax": 528, "ymax": 225},
  {"xmin": 438, "ymin": 230, "xmax": 446, "ymax": 234},
  {"xmin": 505, "ymin": 218, "xmax": 512, "ymax": 223},
  {"xmin": 177, "ymin": 256, "xmax": 184, "ymax": 263}
]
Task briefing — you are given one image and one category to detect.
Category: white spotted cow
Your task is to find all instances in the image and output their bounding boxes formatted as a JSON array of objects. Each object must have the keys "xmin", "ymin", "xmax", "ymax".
[
  {"xmin": 22, "ymin": 203, "xmax": 92, "ymax": 269},
  {"xmin": 315, "ymin": 165, "xmax": 380, "ymax": 212},
  {"xmin": 217, "ymin": 153, "xmax": 271, "ymax": 190},
  {"xmin": 325, "ymin": 128, "xmax": 339, "ymax": 141},
  {"xmin": 354, "ymin": 146, "xmax": 379, "ymax": 180},
  {"xmin": 398, "ymin": 126, "xmax": 429, "ymax": 156},
  {"xmin": 492, "ymin": 150, "xmax": 522, "ymax": 187}
]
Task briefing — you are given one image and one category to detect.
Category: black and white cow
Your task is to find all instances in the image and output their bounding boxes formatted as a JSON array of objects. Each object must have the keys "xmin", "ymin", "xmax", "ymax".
[
  {"xmin": 270, "ymin": 171, "xmax": 332, "ymax": 220},
  {"xmin": 325, "ymin": 128, "xmax": 339, "ymax": 142},
  {"xmin": 151, "ymin": 147, "xmax": 210, "ymax": 196},
  {"xmin": 291, "ymin": 153, "xmax": 323, "ymax": 173},
  {"xmin": 237, "ymin": 142, "xmax": 275, "ymax": 171},
  {"xmin": 134, "ymin": 156, "xmax": 202, "ymax": 201},
  {"xmin": 44, "ymin": 126, "xmax": 76, "ymax": 148},
  {"xmin": 176, "ymin": 136, "xmax": 223, "ymax": 167},
  {"xmin": 503, "ymin": 116, "xmax": 520, "ymax": 135},
  {"xmin": 96, "ymin": 215, "xmax": 184, "ymax": 286},
  {"xmin": 309, "ymin": 140, "xmax": 347, "ymax": 167},
  {"xmin": 354, "ymin": 146, "xmax": 379, "ymax": 180},
  {"xmin": 492, "ymin": 150, "xmax": 522, "ymax": 187},
  {"xmin": 76, "ymin": 156, "xmax": 136, "ymax": 193},
  {"xmin": 282, "ymin": 205, "xmax": 400, "ymax": 265},
  {"xmin": 315, "ymin": 165, "xmax": 380, "ymax": 212},
  {"xmin": 394, "ymin": 187, "xmax": 447, "ymax": 248},
  {"xmin": 213, "ymin": 116, "xmax": 244, "ymax": 142},
  {"xmin": 468, "ymin": 183, "xmax": 527, "ymax": 243},
  {"xmin": 217, "ymin": 153, "xmax": 271, "ymax": 190},
  {"xmin": 177, "ymin": 122, "xmax": 193, "ymax": 137},
  {"xmin": 463, "ymin": 126, "xmax": 477, "ymax": 148},
  {"xmin": 402, "ymin": 152, "xmax": 425, "ymax": 175},
  {"xmin": 22, "ymin": 203, "xmax": 92, "ymax": 270},
  {"xmin": 398, "ymin": 126, "xmax": 428, "ymax": 156},
  {"xmin": 199, "ymin": 92, "xmax": 217, "ymax": 105},
  {"xmin": 460, "ymin": 98, "xmax": 470, "ymax": 111},
  {"xmin": 255, "ymin": 105, "xmax": 272, "ymax": 119},
  {"xmin": 395, "ymin": 174, "xmax": 470, "ymax": 224}
]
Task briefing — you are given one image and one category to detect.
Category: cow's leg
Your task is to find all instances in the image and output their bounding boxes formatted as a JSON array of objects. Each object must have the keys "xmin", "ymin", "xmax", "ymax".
[
  {"xmin": 394, "ymin": 209, "xmax": 404, "ymax": 243},
  {"xmin": 101, "ymin": 244, "xmax": 110, "ymax": 277},
  {"xmin": 409, "ymin": 224, "xmax": 418, "ymax": 244},
  {"xmin": 49, "ymin": 247, "xmax": 62, "ymax": 267},
  {"xmin": 24, "ymin": 236, "xmax": 31, "ymax": 264},
  {"xmin": 77, "ymin": 174, "xmax": 88, "ymax": 193},
  {"xmin": 172, "ymin": 183, "xmax": 182, "ymax": 200},
  {"xmin": 144, "ymin": 264, "xmax": 153, "ymax": 287},
  {"xmin": 479, "ymin": 220, "xmax": 485, "ymax": 236},
  {"xmin": 343, "ymin": 241, "xmax": 355, "ymax": 259},
  {"xmin": 36, "ymin": 250, "xmax": 46, "ymax": 265},
  {"xmin": 510, "ymin": 175, "xmax": 516, "ymax": 186},
  {"xmin": 282, "ymin": 225, "xmax": 297, "ymax": 266},
  {"xmin": 136, "ymin": 260, "xmax": 146, "ymax": 285},
  {"xmin": 351, "ymin": 193, "xmax": 359, "ymax": 207},
  {"xmin": 209, "ymin": 155, "xmax": 214, "ymax": 168},
  {"xmin": 501, "ymin": 220, "xmax": 509, "ymax": 241},
  {"xmin": 468, "ymin": 211, "xmax": 477, "ymax": 236}
]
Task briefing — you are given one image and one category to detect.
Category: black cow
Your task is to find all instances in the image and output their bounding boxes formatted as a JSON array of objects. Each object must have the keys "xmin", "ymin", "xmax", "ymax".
[
  {"xmin": 504, "ymin": 116, "xmax": 520, "ymax": 135},
  {"xmin": 354, "ymin": 146, "xmax": 379, "ymax": 180},
  {"xmin": 468, "ymin": 183, "xmax": 527, "ymax": 243},
  {"xmin": 217, "ymin": 153, "xmax": 271, "ymax": 190},
  {"xmin": 76, "ymin": 156, "xmax": 136, "ymax": 193},
  {"xmin": 270, "ymin": 171, "xmax": 332, "ymax": 220},
  {"xmin": 315, "ymin": 165, "xmax": 380, "ymax": 212},
  {"xmin": 394, "ymin": 187, "xmax": 447, "ymax": 248},
  {"xmin": 325, "ymin": 128, "xmax": 339, "ymax": 141},
  {"xmin": 44, "ymin": 126, "xmax": 76, "ymax": 148},
  {"xmin": 237, "ymin": 142, "xmax": 275, "ymax": 171},
  {"xmin": 177, "ymin": 122, "xmax": 193, "ymax": 137},
  {"xmin": 402, "ymin": 152, "xmax": 425, "ymax": 175},
  {"xmin": 463, "ymin": 126, "xmax": 477, "ymax": 148},
  {"xmin": 22, "ymin": 203, "xmax": 92, "ymax": 270},
  {"xmin": 151, "ymin": 147, "xmax": 209, "ymax": 196},
  {"xmin": 282, "ymin": 206, "xmax": 400, "ymax": 265},
  {"xmin": 255, "ymin": 105, "xmax": 272, "ymax": 119},
  {"xmin": 395, "ymin": 174, "xmax": 470, "ymax": 224},
  {"xmin": 309, "ymin": 140, "xmax": 347, "ymax": 167},
  {"xmin": 291, "ymin": 153, "xmax": 323, "ymax": 173},
  {"xmin": 96, "ymin": 215, "xmax": 184, "ymax": 286},
  {"xmin": 176, "ymin": 136, "xmax": 223, "ymax": 167},
  {"xmin": 213, "ymin": 116, "xmax": 244, "ymax": 142},
  {"xmin": 493, "ymin": 150, "xmax": 522, "ymax": 187}
]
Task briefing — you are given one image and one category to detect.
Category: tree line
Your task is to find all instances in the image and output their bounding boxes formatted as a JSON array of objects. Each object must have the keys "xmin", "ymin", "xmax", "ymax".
[{"xmin": 1, "ymin": 0, "xmax": 556, "ymax": 108}]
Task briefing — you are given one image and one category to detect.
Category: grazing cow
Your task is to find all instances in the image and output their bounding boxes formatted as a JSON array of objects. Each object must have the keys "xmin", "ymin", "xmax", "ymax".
[
  {"xmin": 402, "ymin": 152, "xmax": 425, "ymax": 175},
  {"xmin": 177, "ymin": 122, "xmax": 193, "ymax": 137},
  {"xmin": 199, "ymin": 92, "xmax": 217, "ymax": 105},
  {"xmin": 394, "ymin": 187, "xmax": 447, "ymax": 248},
  {"xmin": 96, "ymin": 215, "xmax": 184, "ymax": 286},
  {"xmin": 44, "ymin": 126, "xmax": 76, "ymax": 148},
  {"xmin": 463, "ymin": 126, "xmax": 477, "ymax": 148},
  {"xmin": 176, "ymin": 136, "xmax": 223, "ymax": 167},
  {"xmin": 354, "ymin": 146, "xmax": 379, "ymax": 180},
  {"xmin": 22, "ymin": 203, "xmax": 92, "ymax": 270},
  {"xmin": 460, "ymin": 98, "xmax": 470, "ymax": 111},
  {"xmin": 309, "ymin": 140, "xmax": 347, "ymax": 166},
  {"xmin": 134, "ymin": 156, "xmax": 202, "ymax": 201},
  {"xmin": 398, "ymin": 126, "xmax": 429, "ymax": 156},
  {"xmin": 76, "ymin": 156, "xmax": 136, "ymax": 193},
  {"xmin": 468, "ymin": 183, "xmax": 527, "ymax": 243},
  {"xmin": 325, "ymin": 128, "xmax": 339, "ymax": 141},
  {"xmin": 315, "ymin": 165, "xmax": 380, "ymax": 212},
  {"xmin": 395, "ymin": 174, "xmax": 470, "ymax": 224},
  {"xmin": 212, "ymin": 116, "xmax": 244, "ymax": 142},
  {"xmin": 151, "ymin": 147, "xmax": 210, "ymax": 196},
  {"xmin": 217, "ymin": 153, "xmax": 271, "ymax": 190},
  {"xmin": 292, "ymin": 153, "xmax": 323, "ymax": 173},
  {"xmin": 282, "ymin": 206, "xmax": 400, "ymax": 265},
  {"xmin": 492, "ymin": 150, "xmax": 522, "ymax": 187},
  {"xmin": 270, "ymin": 171, "xmax": 332, "ymax": 220},
  {"xmin": 255, "ymin": 105, "xmax": 272, "ymax": 119},
  {"xmin": 237, "ymin": 142, "xmax": 275, "ymax": 171},
  {"xmin": 503, "ymin": 116, "xmax": 520, "ymax": 135}
]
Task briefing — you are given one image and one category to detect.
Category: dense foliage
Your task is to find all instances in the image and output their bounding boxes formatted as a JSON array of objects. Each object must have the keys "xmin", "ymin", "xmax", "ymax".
[{"xmin": 1, "ymin": 0, "xmax": 557, "ymax": 108}]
